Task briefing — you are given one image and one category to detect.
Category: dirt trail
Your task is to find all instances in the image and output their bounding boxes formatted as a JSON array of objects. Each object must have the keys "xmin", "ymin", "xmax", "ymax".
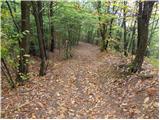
[
  {"xmin": 73, "ymin": 42, "xmax": 99, "ymax": 60},
  {"xmin": 1, "ymin": 42, "xmax": 159, "ymax": 119}
]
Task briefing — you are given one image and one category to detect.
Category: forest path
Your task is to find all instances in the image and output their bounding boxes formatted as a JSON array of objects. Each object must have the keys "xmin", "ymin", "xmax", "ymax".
[{"xmin": 1, "ymin": 42, "xmax": 159, "ymax": 119}]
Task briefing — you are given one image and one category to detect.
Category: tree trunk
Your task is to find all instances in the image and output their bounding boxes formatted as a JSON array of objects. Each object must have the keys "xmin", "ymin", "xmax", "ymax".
[
  {"xmin": 97, "ymin": 1, "xmax": 108, "ymax": 51},
  {"xmin": 50, "ymin": 1, "xmax": 55, "ymax": 52},
  {"xmin": 37, "ymin": 1, "xmax": 47, "ymax": 59},
  {"xmin": 19, "ymin": 1, "xmax": 30, "ymax": 79},
  {"xmin": 131, "ymin": 20, "xmax": 137, "ymax": 55},
  {"xmin": 109, "ymin": 19, "xmax": 113, "ymax": 38},
  {"xmin": 130, "ymin": 1, "xmax": 155, "ymax": 73},
  {"xmin": 123, "ymin": 1, "xmax": 128, "ymax": 56},
  {"xmin": 32, "ymin": 1, "xmax": 46, "ymax": 76},
  {"xmin": 109, "ymin": 2, "xmax": 118, "ymax": 38},
  {"xmin": 1, "ymin": 58, "xmax": 15, "ymax": 88}
]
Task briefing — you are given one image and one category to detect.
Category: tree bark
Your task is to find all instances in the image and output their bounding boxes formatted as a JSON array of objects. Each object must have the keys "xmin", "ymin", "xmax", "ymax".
[
  {"xmin": 130, "ymin": 1, "xmax": 155, "ymax": 73},
  {"xmin": 6, "ymin": 1, "xmax": 30, "ymax": 82},
  {"xmin": 123, "ymin": 1, "xmax": 127, "ymax": 56},
  {"xmin": 19, "ymin": 1, "xmax": 30, "ymax": 77},
  {"xmin": 1, "ymin": 58, "xmax": 15, "ymax": 88},
  {"xmin": 50, "ymin": 1, "xmax": 55, "ymax": 52},
  {"xmin": 32, "ymin": 1, "xmax": 46, "ymax": 76},
  {"xmin": 97, "ymin": 1, "xmax": 108, "ymax": 51},
  {"xmin": 131, "ymin": 20, "xmax": 137, "ymax": 55},
  {"xmin": 37, "ymin": 1, "xmax": 47, "ymax": 59}
]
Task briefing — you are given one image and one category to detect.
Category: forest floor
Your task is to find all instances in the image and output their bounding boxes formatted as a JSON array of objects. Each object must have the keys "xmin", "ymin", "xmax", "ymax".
[{"xmin": 1, "ymin": 42, "xmax": 159, "ymax": 119}]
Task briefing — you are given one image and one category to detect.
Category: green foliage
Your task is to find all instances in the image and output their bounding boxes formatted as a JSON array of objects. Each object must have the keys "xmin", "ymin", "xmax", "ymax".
[
  {"xmin": 18, "ymin": 72, "xmax": 29, "ymax": 81},
  {"xmin": 146, "ymin": 57, "xmax": 159, "ymax": 68},
  {"xmin": 149, "ymin": 30, "xmax": 159, "ymax": 59}
]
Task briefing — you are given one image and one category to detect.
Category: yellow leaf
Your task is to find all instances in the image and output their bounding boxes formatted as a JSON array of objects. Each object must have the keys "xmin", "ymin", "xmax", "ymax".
[
  {"xmin": 144, "ymin": 97, "xmax": 149, "ymax": 104},
  {"xmin": 31, "ymin": 113, "xmax": 36, "ymax": 119}
]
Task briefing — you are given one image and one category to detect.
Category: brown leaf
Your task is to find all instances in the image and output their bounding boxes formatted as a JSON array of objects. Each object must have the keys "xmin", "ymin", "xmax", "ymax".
[{"xmin": 146, "ymin": 87, "xmax": 157, "ymax": 96}]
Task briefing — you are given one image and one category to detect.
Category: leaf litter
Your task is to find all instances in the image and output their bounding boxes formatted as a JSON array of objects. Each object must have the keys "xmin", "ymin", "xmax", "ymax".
[{"xmin": 1, "ymin": 42, "xmax": 159, "ymax": 119}]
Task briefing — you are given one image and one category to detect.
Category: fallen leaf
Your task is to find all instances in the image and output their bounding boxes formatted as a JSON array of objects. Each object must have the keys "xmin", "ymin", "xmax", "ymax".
[
  {"xmin": 146, "ymin": 87, "xmax": 157, "ymax": 96},
  {"xmin": 144, "ymin": 97, "xmax": 149, "ymax": 104},
  {"xmin": 31, "ymin": 113, "xmax": 36, "ymax": 119},
  {"xmin": 153, "ymin": 102, "xmax": 159, "ymax": 108}
]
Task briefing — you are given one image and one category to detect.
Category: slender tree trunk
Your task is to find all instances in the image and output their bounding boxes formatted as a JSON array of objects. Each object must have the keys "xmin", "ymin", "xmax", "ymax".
[
  {"xmin": 6, "ymin": 1, "xmax": 20, "ymax": 33},
  {"xmin": 37, "ymin": 1, "xmax": 47, "ymax": 59},
  {"xmin": 130, "ymin": 1, "xmax": 155, "ymax": 73},
  {"xmin": 32, "ymin": 1, "xmax": 46, "ymax": 76},
  {"xmin": 50, "ymin": 1, "xmax": 55, "ymax": 52},
  {"xmin": 128, "ymin": 19, "xmax": 136, "ymax": 54},
  {"xmin": 76, "ymin": 24, "xmax": 81, "ymax": 45},
  {"xmin": 109, "ymin": 2, "xmax": 118, "ymax": 38},
  {"xmin": 97, "ymin": 1, "xmax": 108, "ymax": 51},
  {"xmin": 131, "ymin": 20, "xmax": 137, "ymax": 55},
  {"xmin": 109, "ymin": 19, "xmax": 113, "ymax": 38},
  {"xmin": 123, "ymin": 1, "xmax": 127, "ymax": 56},
  {"xmin": 1, "ymin": 58, "xmax": 15, "ymax": 88}
]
